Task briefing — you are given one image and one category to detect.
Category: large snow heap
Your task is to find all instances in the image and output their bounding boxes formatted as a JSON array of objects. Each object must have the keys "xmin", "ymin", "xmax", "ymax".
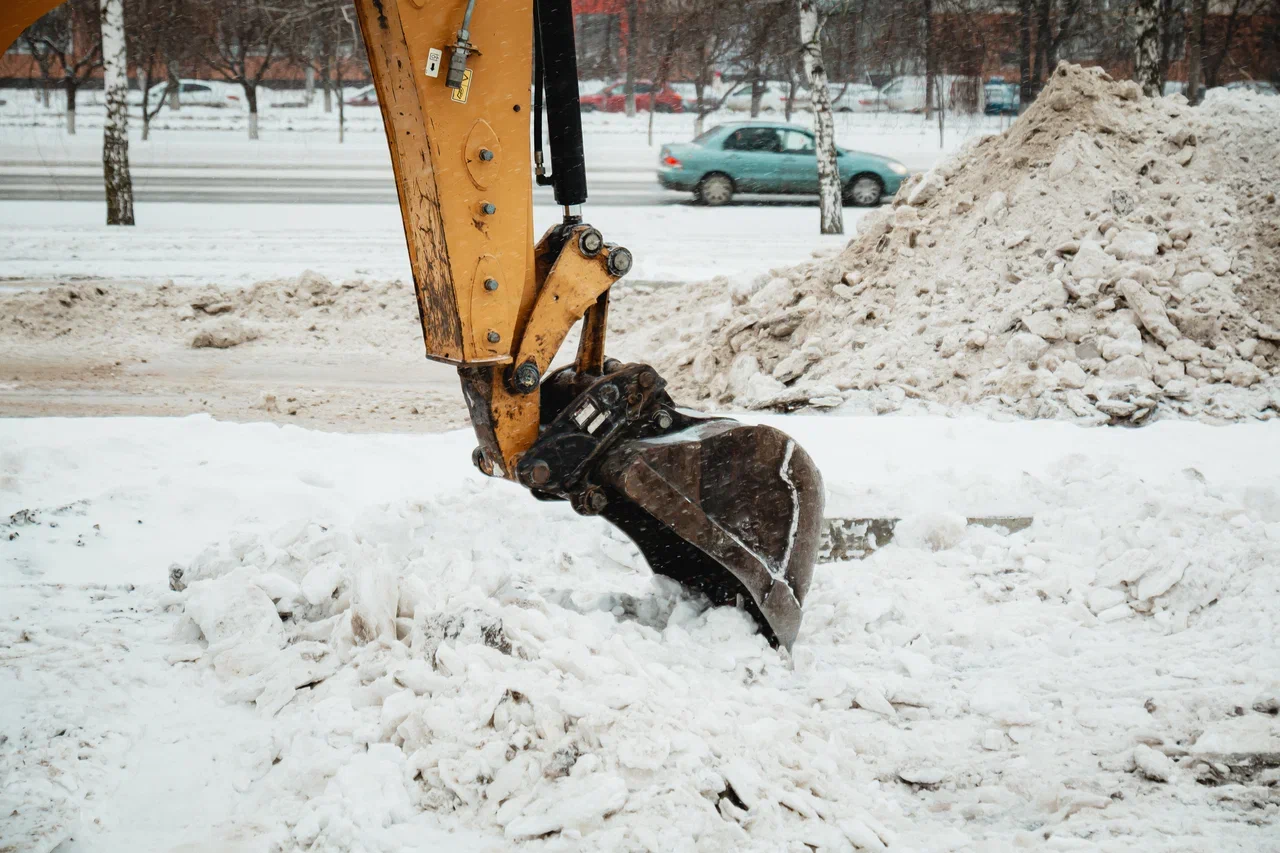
[{"xmin": 637, "ymin": 63, "xmax": 1280, "ymax": 423}]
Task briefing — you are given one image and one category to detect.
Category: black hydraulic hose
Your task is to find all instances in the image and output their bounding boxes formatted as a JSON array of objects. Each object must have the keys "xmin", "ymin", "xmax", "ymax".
[
  {"xmin": 533, "ymin": 1, "xmax": 549, "ymax": 185},
  {"xmin": 534, "ymin": 0, "xmax": 587, "ymax": 207}
]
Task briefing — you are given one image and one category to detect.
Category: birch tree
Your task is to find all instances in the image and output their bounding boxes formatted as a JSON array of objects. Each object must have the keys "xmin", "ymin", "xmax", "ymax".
[
  {"xmin": 798, "ymin": 0, "xmax": 843, "ymax": 235},
  {"xmin": 100, "ymin": 0, "xmax": 134, "ymax": 225},
  {"xmin": 1133, "ymin": 0, "xmax": 1163, "ymax": 97}
]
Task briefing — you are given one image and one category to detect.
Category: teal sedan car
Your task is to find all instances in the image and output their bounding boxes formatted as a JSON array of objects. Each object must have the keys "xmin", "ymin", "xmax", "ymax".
[{"xmin": 657, "ymin": 122, "xmax": 909, "ymax": 206}]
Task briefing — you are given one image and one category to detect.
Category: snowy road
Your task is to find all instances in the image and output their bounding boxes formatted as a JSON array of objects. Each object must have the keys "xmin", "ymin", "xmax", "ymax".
[
  {"xmin": 0, "ymin": 156, "xmax": 678, "ymax": 206},
  {"xmin": 3, "ymin": 415, "xmax": 1279, "ymax": 851},
  {"xmin": 0, "ymin": 200, "xmax": 861, "ymax": 286}
]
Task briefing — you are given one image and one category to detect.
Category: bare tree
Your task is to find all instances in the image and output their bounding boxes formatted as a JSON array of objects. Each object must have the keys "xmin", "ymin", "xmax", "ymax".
[
  {"xmin": 1134, "ymin": 0, "xmax": 1163, "ymax": 96},
  {"xmin": 127, "ymin": 0, "xmax": 188, "ymax": 140},
  {"xmin": 100, "ymin": 0, "xmax": 134, "ymax": 225},
  {"xmin": 196, "ymin": 0, "xmax": 289, "ymax": 139},
  {"xmin": 739, "ymin": 0, "xmax": 791, "ymax": 117},
  {"xmin": 1203, "ymin": 0, "xmax": 1267, "ymax": 88},
  {"xmin": 19, "ymin": 14, "xmax": 61, "ymax": 108},
  {"xmin": 799, "ymin": 0, "xmax": 843, "ymax": 235},
  {"xmin": 624, "ymin": 0, "xmax": 639, "ymax": 117},
  {"xmin": 21, "ymin": 1, "xmax": 103, "ymax": 134},
  {"xmin": 677, "ymin": 0, "xmax": 741, "ymax": 134},
  {"xmin": 1187, "ymin": 0, "xmax": 1205, "ymax": 102},
  {"xmin": 1018, "ymin": 0, "xmax": 1034, "ymax": 107}
]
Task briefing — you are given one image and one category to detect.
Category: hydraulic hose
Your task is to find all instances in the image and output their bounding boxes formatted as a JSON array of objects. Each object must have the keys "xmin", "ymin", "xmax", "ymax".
[{"xmin": 534, "ymin": 0, "xmax": 587, "ymax": 208}]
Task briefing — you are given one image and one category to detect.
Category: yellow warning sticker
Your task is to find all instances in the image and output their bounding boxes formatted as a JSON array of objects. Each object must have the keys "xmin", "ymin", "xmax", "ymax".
[{"xmin": 451, "ymin": 69, "xmax": 473, "ymax": 104}]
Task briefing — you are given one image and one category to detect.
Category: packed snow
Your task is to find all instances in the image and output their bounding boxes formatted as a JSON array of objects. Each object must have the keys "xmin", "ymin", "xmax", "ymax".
[
  {"xmin": 5, "ymin": 63, "xmax": 1280, "ymax": 853},
  {"xmin": 4, "ymin": 415, "xmax": 1279, "ymax": 851},
  {"xmin": 632, "ymin": 64, "xmax": 1280, "ymax": 424}
]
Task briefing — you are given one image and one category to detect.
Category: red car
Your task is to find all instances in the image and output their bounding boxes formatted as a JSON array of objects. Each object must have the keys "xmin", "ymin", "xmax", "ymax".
[{"xmin": 580, "ymin": 81, "xmax": 683, "ymax": 113}]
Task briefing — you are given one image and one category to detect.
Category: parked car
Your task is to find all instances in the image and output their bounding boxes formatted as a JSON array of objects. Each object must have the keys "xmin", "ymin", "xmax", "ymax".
[
  {"xmin": 345, "ymin": 84, "xmax": 378, "ymax": 106},
  {"xmin": 983, "ymin": 81, "xmax": 1019, "ymax": 115},
  {"xmin": 657, "ymin": 121, "xmax": 909, "ymax": 206},
  {"xmin": 668, "ymin": 82, "xmax": 702, "ymax": 111},
  {"xmin": 880, "ymin": 75, "xmax": 983, "ymax": 113},
  {"xmin": 579, "ymin": 81, "xmax": 683, "ymax": 112},
  {"xmin": 827, "ymin": 82, "xmax": 884, "ymax": 112},
  {"xmin": 129, "ymin": 79, "xmax": 243, "ymax": 108},
  {"xmin": 721, "ymin": 82, "xmax": 810, "ymax": 113}
]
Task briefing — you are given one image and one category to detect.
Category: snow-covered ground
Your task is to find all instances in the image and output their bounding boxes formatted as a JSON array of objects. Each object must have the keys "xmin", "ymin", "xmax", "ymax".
[
  {"xmin": 0, "ymin": 199, "xmax": 860, "ymax": 286},
  {"xmin": 4, "ymin": 414, "xmax": 1278, "ymax": 851}
]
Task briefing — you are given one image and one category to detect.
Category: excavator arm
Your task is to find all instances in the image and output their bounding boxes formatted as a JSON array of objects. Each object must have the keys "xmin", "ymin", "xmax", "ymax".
[{"xmin": 1, "ymin": 0, "xmax": 826, "ymax": 650}]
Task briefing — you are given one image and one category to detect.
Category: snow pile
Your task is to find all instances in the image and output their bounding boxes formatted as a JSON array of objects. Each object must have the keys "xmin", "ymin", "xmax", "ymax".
[
  {"xmin": 160, "ymin": 442, "xmax": 1280, "ymax": 850},
  {"xmin": 0, "ymin": 270, "xmax": 422, "ymax": 353},
  {"xmin": 633, "ymin": 64, "xmax": 1280, "ymax": 423}
]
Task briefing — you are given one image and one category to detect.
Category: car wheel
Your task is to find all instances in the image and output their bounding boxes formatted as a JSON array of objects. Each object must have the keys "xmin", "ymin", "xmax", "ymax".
[
  {"xmin": 845, "ymin": 174, "xmax": 884, "ymax": 207},
  {"xmin": 696, "ymin": 173, "xmax": 734, "ymax": 206}
]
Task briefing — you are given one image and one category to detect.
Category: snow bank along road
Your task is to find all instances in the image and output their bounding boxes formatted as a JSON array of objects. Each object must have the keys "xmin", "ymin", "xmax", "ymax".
[
  {"xmin": 0, "ymin": 201, "xmax": 865, "ymax": 287},
  {"xmin": 3, "ymin": 415, "xmax": 1278, "ymax": 851}
]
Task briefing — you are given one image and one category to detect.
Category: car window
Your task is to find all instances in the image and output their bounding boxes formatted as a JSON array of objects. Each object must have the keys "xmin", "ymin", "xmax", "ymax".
[
  {"xmin": 183, "ymin": 83, "xmax": 210, "ymax": 93},
  {"xmin": 781, "ymin": 130, "xmax": 815, "ymax": 153},
  {"xmin": 634, "ymin": 83, "xmax": 653, "ymax": 94},
  {"xmin": 723, "ymin": 127, "xmax": 782, "ymax": 153},
  {"xmin": 692, "ymin": 126, "xmax": 722, "ymax": 145}
]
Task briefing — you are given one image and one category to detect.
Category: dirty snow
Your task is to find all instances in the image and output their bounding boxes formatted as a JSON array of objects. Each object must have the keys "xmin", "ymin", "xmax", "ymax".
[
  {"xmin": 4, "ymin": 415, "xmax": 1279, "ymax": 851},
  {"xmin": 632, "ymin": 64, "xmax": 1280, "ymax": 424}
]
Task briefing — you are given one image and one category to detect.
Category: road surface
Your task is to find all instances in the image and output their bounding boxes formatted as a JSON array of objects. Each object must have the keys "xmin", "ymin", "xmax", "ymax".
[{"xmin": 0, "ymin": 157, "xmax": 877, "ymax": 207}]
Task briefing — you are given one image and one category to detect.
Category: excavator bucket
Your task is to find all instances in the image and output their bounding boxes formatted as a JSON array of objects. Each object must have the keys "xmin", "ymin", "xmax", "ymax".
[
  {"xmin": 597, "ymin": 421, "xmax": 825, "ymax": 651},
  {"xmin": 521, "ymin": 364, "xmax": 824, "ymax": 650}
]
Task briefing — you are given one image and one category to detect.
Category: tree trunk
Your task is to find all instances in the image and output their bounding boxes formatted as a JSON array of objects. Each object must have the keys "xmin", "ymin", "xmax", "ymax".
[
  {"xmin": 1133, "ymin": 0, "xmax": 1162, "ymax": 97},
  {"xmin": 305, "ymin": 65, "xmax": 315, "ymax": 105},
  {"xmin": 244, "ymin": 83, "xmax": 259, "ymax": 139},
  {"xmin": 139, "ymin": 65, "xmax": 151, "ymax": 141},
  {"xmin": 624, "ymin": 0, "xmax": 638, "ymax": 117},
  {"xmin": 923, "ymin": 0, "xmax": 935, "ymax": 119},
  {"xmin": 1187, "ymin": 0, "xmax": 1205, "ymax": 104},
  {"xmin": 694, "ymin": 78, "xmax": 706, "ymax": 136},
  {"xmin": 65, "ymin": 78, "xmax": 77, "ymax": 134},
  {"xmin": 325, "ymin": 54, "xmax": 336, "ymax": 113},
  {"xmin": 1034, "ymin": 0, "xmax": 1052, "ymax": 90},
  {"xmin": 338, "ymin": 86, "xmax": 345, "ymax": 143},
  {"xmin": 41, "ymin": 85, "xmax": 51, "ymax": 108},
  {"xmin": 798, "ymin": 0, "xmax": 842, "ymax": 235},
  {"xmin": 750, "ymin": 77, "xmax": 765, "ymax": 117},
  {"xmin": 1018, "ymin": 0, "xmax": 1034, "ymax": 109},
  {"xmin": 167, "ymin": 62, "xmax": 181, "ymax": 110},
  {"xmin": 99, "ymin": 0, "xmax": 134, "ymax": 225}
]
